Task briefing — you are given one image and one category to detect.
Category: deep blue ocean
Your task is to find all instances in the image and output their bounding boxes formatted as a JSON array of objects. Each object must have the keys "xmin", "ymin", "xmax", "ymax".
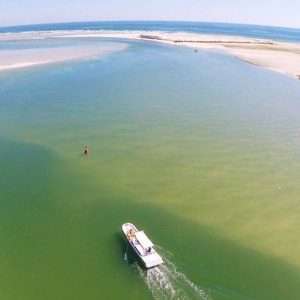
[{"xmin": 0, "ymin": 21, "xmax": 300, "ymax": 42}]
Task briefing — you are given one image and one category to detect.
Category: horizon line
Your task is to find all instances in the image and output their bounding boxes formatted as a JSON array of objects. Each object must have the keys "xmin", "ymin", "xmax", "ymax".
[{"xmin": 1, "ymin": 19, "xmax": 300, "ymax": 32}]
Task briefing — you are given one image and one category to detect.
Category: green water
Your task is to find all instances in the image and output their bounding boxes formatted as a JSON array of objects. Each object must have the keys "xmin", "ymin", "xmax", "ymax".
[{"xmin": 1, "ymin": 39, "xmax": 300, "ymax": 300}]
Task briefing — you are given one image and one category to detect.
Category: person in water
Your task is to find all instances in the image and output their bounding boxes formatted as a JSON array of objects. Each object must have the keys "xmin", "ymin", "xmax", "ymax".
[{"xmin": 83, "ymin": 145, "xmax": 89, "ymax": 156}]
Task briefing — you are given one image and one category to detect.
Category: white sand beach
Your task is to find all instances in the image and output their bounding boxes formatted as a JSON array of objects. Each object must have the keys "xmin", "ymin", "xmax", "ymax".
[
  {"xmin": 0, "ymin": 43, "xmax": 127, "ymax": 71},
  {"xmin": 66, "ymin": 30, "xmax": 300, "ymax": 79},
  {"xmin": 136, "ymin": 32, "xmax": 300, "ymax": 79},
  {"xmin": 0, "ymin": 30, "xmax": 300, "ymax": 79}
]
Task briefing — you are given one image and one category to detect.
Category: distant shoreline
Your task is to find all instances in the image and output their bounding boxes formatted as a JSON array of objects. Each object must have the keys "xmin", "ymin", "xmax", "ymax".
[{"xmin": 1, "ymin": 30, "xmax": 300, "ymax": 79}]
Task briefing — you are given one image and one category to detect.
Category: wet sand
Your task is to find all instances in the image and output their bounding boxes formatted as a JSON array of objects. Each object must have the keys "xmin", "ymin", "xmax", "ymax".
[{"xmin": 0, "ymin": 44, "xmax": 127, "ymax": 71}]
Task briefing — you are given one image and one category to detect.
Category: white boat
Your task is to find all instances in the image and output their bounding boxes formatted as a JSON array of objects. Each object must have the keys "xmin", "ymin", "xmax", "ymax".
[{"xmin": 122, "ymin": 223, "xmax": 164, "ymax": 269}]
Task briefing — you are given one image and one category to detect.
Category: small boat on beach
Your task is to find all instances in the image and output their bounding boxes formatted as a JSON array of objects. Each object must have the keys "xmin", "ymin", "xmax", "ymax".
[{"xmin": 122, "ymin": 223, "xmax": 164, "ymax": 269}]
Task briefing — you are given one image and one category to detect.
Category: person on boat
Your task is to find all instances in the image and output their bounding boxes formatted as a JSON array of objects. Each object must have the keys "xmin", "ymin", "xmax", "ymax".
[
  {"xmin": 83, "ymin": 145, "xmax": 89, "ymax": 156},
  {"xmin": 127, "ymin": 229, "xmax": 135, "ymax": 240}
]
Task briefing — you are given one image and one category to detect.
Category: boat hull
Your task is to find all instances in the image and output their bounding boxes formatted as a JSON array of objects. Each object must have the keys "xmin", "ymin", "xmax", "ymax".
[{"xmin": 122, "ymin": 223, "xmax": 163, "ymax": 269}]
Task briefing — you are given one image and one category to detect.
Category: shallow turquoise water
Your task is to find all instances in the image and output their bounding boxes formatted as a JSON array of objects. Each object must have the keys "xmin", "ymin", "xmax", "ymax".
[{"xmin": 1, "ymin": 38, "xmax": 300, "ymax": 300}]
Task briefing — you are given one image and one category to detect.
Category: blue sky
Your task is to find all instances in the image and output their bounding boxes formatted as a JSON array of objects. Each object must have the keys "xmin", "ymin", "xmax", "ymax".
[{"xmin": 1, "ymin": 0, "xmax": 300, "ymax": 28}]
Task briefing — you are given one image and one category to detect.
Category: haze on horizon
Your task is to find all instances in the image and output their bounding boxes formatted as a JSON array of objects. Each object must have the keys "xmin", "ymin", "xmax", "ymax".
[{"xmin": 0, "ymin": 0, "xmax": 300, "ymax": 29}]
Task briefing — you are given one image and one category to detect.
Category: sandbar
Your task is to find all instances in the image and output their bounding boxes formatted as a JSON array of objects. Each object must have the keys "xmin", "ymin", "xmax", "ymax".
[
  {"xmin": 0, "ymin": 43, "xmax": 127, "ymax": 72},
  {"xmin": 1, "ymin": 30, "xmax": 300, "ymax": 79}
]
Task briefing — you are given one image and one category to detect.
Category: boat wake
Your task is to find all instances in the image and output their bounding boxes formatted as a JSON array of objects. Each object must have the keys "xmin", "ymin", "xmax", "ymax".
[{"xmin": 126, "ymin": 246, "xmax": 210, "ymax": 300}]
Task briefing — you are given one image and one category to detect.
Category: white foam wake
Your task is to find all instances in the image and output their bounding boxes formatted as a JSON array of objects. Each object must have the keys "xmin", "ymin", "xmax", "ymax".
[{"xmin": 127, "ymin": 246, "xmax": 210, "ymax": 300}]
